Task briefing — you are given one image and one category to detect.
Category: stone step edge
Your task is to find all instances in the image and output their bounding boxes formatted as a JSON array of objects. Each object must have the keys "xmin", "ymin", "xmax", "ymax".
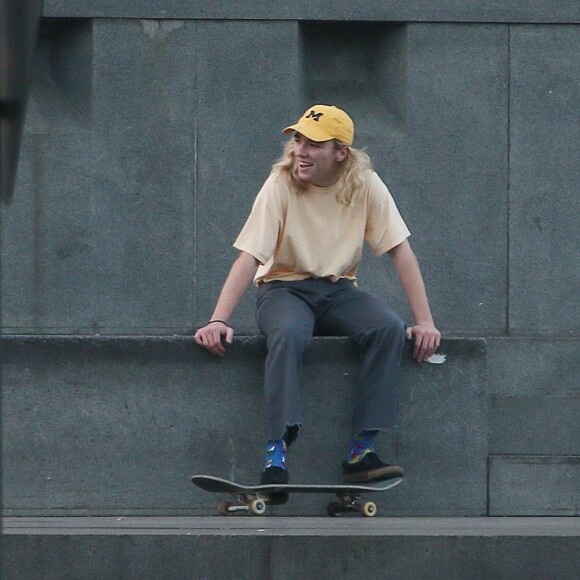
[{"xmin": 3, "ymin": 516, "xmax": 578, "ymax": 537}]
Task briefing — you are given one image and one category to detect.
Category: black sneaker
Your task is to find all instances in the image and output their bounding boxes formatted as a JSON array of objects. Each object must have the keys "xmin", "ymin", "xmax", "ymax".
[
  {"xmin": 342, "ymin": 452, "xmax": 404, "ymax": 483},
  {"xmin": 259, "ymin": 466, "xmax": 289, "ymax": 505}
]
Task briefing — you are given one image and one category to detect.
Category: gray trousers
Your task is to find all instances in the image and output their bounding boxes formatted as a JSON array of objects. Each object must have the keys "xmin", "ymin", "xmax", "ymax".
[{"xmin": 256, "ymin": 278, "xmax": 406, "ymax": 441}]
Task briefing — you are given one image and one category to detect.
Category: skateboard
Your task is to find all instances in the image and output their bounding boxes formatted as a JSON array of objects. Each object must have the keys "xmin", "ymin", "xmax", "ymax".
[{"xmin": 192, "ymin": 474, "xmax": 403, "ymax": 517}]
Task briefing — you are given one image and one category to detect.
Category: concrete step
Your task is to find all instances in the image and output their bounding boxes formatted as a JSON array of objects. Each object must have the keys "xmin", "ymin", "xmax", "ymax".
[
  {"xmin": 2, "ymin": 516, "xmax": 578, "ymax": 579},
  {"xmin": 3, "ymin": 335, "xmax": 578, "ymax": 517},
  {"xmin": 2, "ymin": 335, "xmax": 488, "ymax": 516}
]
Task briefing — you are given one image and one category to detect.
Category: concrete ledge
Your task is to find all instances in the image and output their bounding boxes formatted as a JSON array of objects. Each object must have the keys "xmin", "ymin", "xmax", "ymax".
[
  {"xmin": 1, "ymin": 335, "xmax": 486, "ymax": 516},
  {"xmin": 4, "ymin": 515, "xmax": 578, "ymax": 536},
  {"xmin": 42, "ymin": 1, "xmax": 580, "ymax": 23},
  {"xmin": 2, "ymin": 517, "xmax": 579, "ymax": 580}
]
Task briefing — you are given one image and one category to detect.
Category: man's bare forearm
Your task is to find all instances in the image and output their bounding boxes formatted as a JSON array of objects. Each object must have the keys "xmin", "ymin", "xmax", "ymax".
[
  {"xmin": 388, "ymin": 240, "xmax": 441, "ymax": 361},
  {"xmin": 194, "ymin": 251, "xmax": 259, "ymax": 356},
  {"xmin": 388, "ymin": 240, "xmax": 434, "ymax": 325},
  {"xmin": 210, "ymin": 251, "xmax": 260, "ymax": 322}
]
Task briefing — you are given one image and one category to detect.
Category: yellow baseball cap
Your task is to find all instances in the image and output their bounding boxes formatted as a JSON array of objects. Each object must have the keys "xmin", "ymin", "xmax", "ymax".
[{"xmin": 283, "ymin": 104, "xmax": 354, "ymax": 145}]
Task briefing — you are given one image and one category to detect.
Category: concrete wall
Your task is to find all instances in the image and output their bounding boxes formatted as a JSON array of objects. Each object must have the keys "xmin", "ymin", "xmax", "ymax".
[
  {"xmin": 4, "ymin": 335, "xmax": 578, "ymax": 517},
  {"xmin": 1, "ymin": 3, "xmax": 579, "ymax": 518},
  {"xmin": 3, "ymin": 531, "xmax": 579, "ymax": 580},
  {"xmin": 1, "ymin": 13, "xmax": 579, "ymax": 337}
]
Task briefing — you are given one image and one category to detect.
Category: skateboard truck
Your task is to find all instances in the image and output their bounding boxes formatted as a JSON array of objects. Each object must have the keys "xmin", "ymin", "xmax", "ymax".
[
  {"xmin": 327, "ymin": 492, "xmax": 377, "ymax": 517},
  {"xmin": 219, "ymin": 496, "xmax": 268, "ymax": 516}
]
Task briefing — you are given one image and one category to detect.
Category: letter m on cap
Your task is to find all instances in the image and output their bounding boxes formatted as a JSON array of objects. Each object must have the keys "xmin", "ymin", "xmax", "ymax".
[{"xmin": 306, "ymin": 110, "xmax": 323, "ymax": 122}]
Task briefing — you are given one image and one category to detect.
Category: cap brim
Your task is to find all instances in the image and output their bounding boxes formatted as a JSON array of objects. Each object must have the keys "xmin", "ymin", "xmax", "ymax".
[{"xmin": 282, "ymin": 122, "xmax": 333, "ymax": 143}]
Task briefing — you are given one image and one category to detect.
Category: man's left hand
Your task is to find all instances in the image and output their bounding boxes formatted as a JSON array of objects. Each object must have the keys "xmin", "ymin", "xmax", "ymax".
[{"xmin": 406, "ymin": 323, "xmax": 441, "ymax": 362}]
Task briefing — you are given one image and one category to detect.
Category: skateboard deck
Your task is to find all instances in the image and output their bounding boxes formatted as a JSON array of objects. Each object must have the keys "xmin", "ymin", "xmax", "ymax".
[{"xmin": 192, "ymin": 474, "xmax": 403, "ymax": 517}]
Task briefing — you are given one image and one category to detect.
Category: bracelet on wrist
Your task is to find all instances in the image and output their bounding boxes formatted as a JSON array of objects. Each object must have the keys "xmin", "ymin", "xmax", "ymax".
[{"xmin": 208, "ymin": 319, "xmax": 229, "ymax": 327}]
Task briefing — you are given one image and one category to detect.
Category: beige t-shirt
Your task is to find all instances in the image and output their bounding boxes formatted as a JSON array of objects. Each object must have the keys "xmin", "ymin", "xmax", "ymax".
[{"xmin": 234, "ymin": 170, "xmax": 410, "ymax": 285}]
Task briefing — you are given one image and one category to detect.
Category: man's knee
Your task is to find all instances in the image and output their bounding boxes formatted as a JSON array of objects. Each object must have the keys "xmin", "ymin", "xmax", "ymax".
[
  {"xmin": 367, "ymin": 312, "xmax": 406, "ymax": 346},
  {"xmin": 390, "ymin": 314, "xmax": 406, "ymax": 341}
]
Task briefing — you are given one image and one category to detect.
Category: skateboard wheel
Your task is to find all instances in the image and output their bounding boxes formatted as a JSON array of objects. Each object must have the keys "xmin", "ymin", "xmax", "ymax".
[
  {"xmin": 218, "ymin": 501, "xmax": 234, "ymax": 516},
  {"xmin": 327, "ymin": 501, "xmax": 342, "ymax": 517},
  {"xmin": 249, "ymin": 499, "xmax": 267, "ymax": 515},
  {"xmin": 361, "ymin": 501, "xmax": 377, "ymax": 517}
]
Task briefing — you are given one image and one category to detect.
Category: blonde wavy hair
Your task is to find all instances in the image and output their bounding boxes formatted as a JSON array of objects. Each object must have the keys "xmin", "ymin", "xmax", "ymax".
[{"xmin": 270, "ymin": 138, "xmax": 373, "ymax": 207}]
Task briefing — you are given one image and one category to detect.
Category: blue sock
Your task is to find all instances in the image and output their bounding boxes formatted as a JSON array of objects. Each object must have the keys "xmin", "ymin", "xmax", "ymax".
[
  {"xmin": 263, "ymin": 439, "xmax": 287, "ymax": 471},
  {"xmin": 345, "ymin": 430, "xmax": 377, "ymax": 464}
]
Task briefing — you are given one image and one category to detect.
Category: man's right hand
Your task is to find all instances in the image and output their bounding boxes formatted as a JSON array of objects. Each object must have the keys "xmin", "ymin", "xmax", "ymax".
[{"xmin": 194, "ymin": 321, "xmax": 234, "ymax": 357}]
